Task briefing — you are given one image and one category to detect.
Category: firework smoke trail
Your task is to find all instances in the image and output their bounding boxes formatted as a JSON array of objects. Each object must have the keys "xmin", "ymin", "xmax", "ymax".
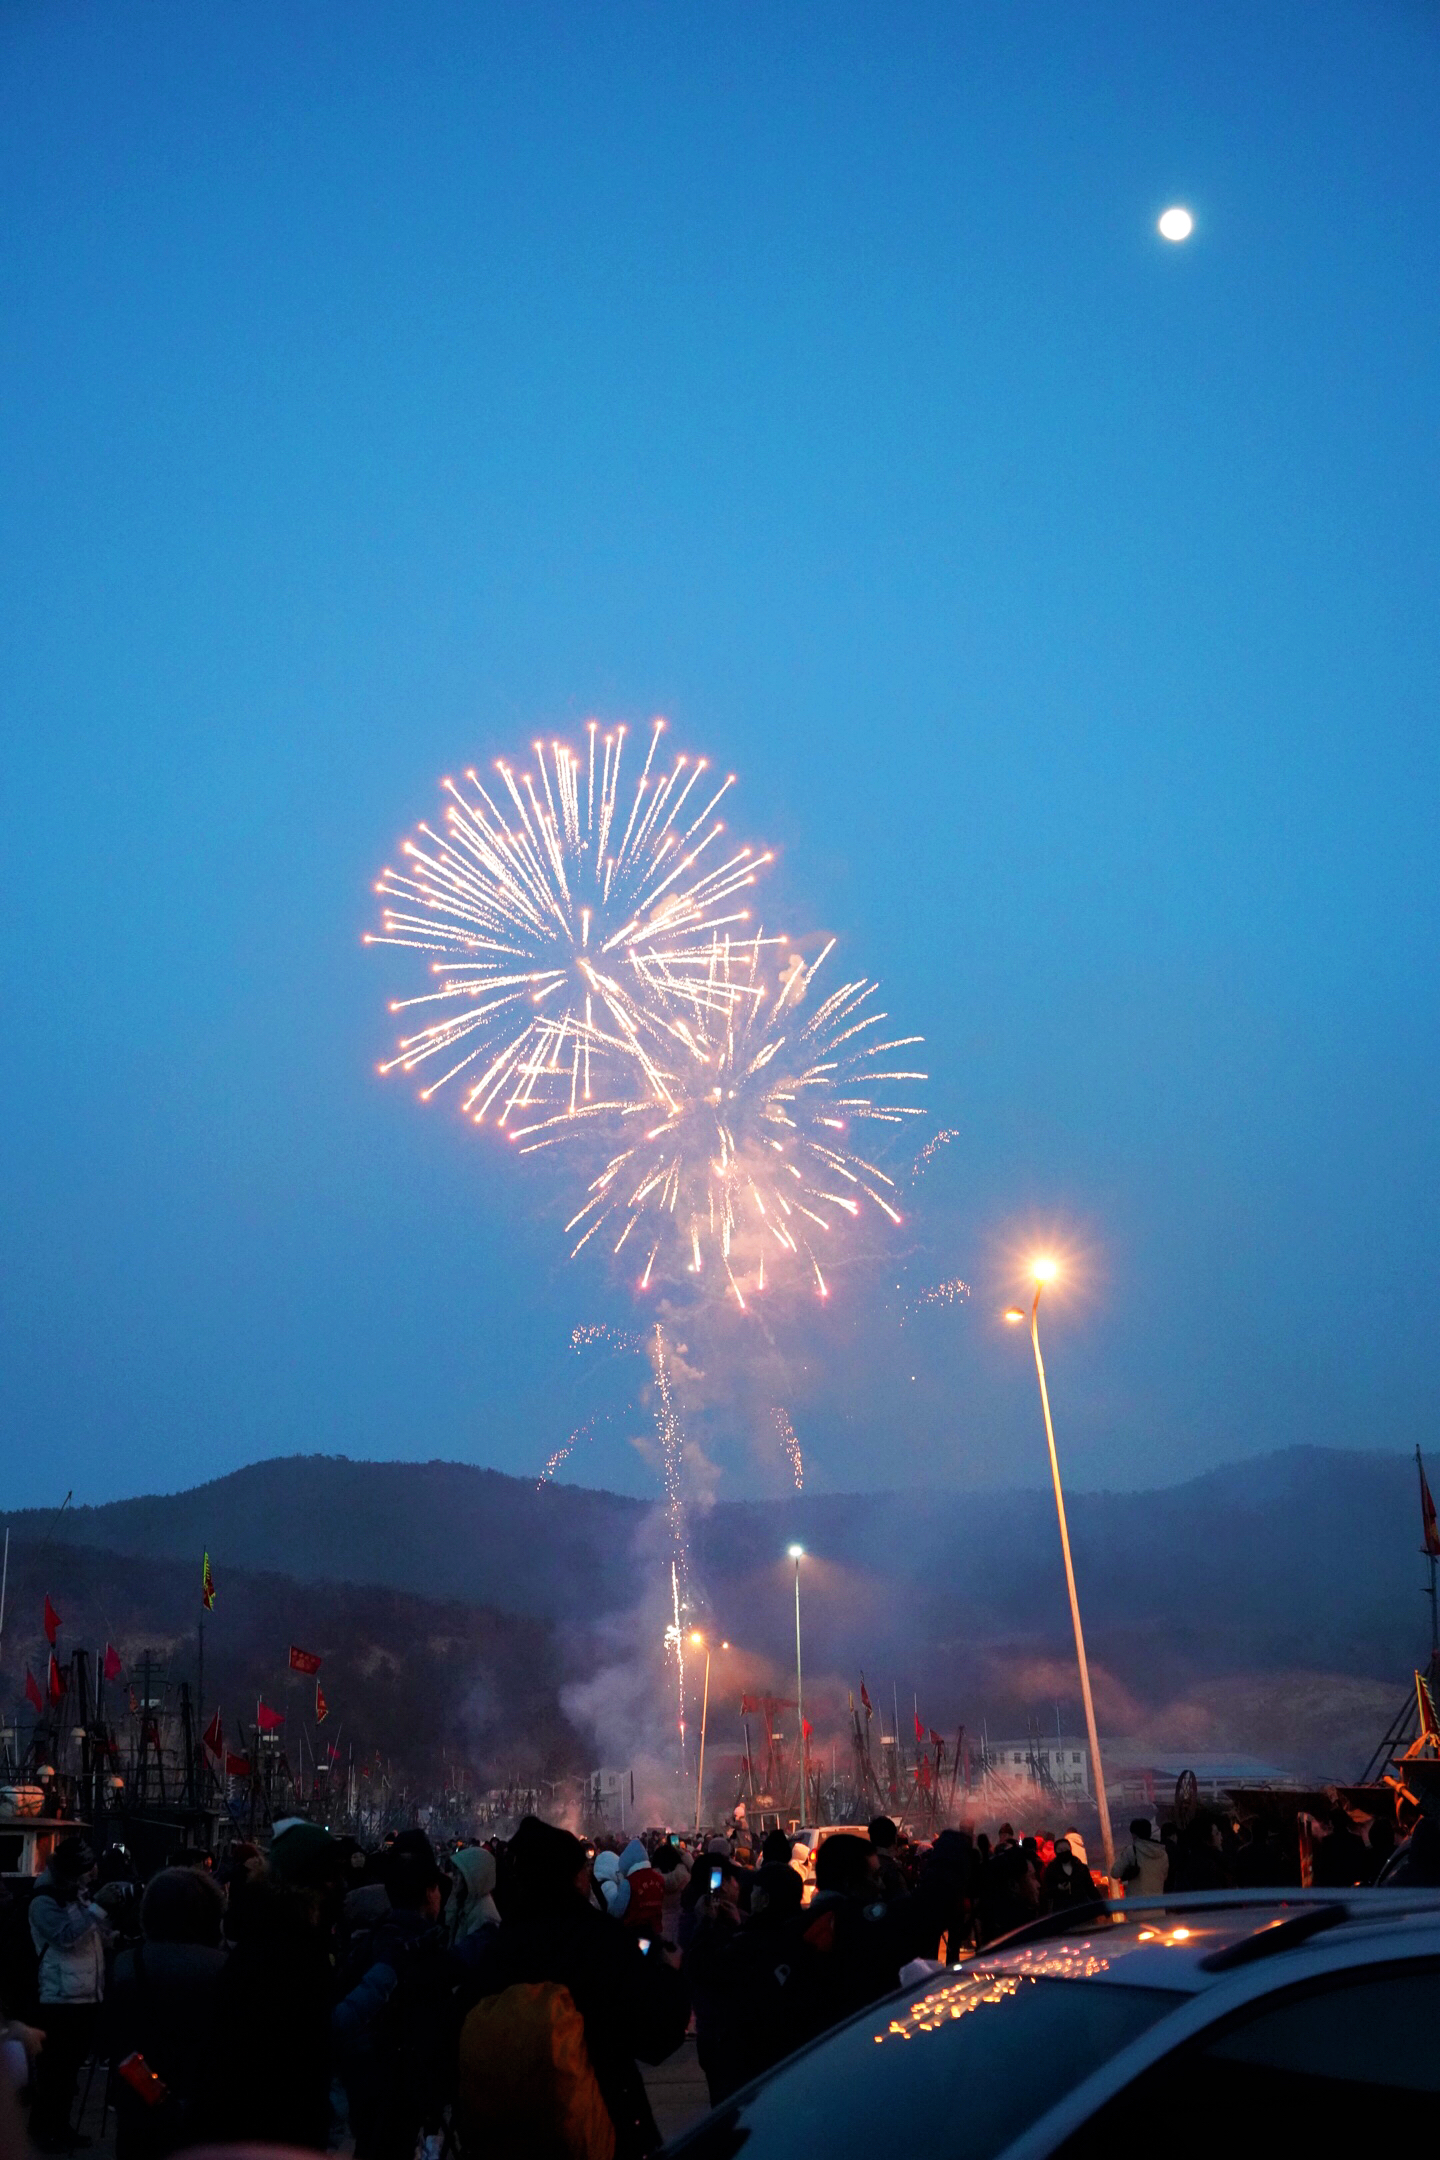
[
  {"xmin": 771, "ymin": 1407, "xmax": 804, "ymax": 1491},
  {"xmin": 650, "ymin": 1324, "xmax": 694, "ymax": 1782},
  {"xmin": 522, "ymin": 931, "xmax": 927, "ymax": 1302},
  {"xmin": 367, "ymin": 721, "xmax": 772, "ymax": 1129}
]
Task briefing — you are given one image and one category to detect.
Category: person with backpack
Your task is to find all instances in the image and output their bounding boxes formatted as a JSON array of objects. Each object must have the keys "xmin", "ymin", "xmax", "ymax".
[
  {"xmin": 334, "ymin": 1842, "xmax": 455, "ymax": 2160},
  {"xmin": 28, "ymin": 1835, "xmax": 111, "ymax": 2154},
  {"xmin": 456, "ymin": 1814, "xmax": 688, "ymax": 2160}
]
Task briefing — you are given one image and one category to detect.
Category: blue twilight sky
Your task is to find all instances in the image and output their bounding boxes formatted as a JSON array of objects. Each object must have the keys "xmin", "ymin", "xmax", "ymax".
[{"xmin": 3, "ymin": 1, "xmax": 1439, "ymax": 1509}]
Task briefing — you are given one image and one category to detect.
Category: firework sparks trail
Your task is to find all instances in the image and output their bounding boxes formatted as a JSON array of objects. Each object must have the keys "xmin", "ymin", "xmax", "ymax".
[
  {"xmin": 519, "ymin": 931, "xmax": 927, "ymax": 1301},
  {"xmin": 771, "ymin": 1407, "xmax": 805, "ymax": 1491},
  {"xmin": 537, "ymin": 1410, "xmax": 612, "ymax": 1486},
  {"xmin": 913, "ymin": 1128, "xmax": 958, "ymax": 1174},
  {"xmin": 367, "ymin": 721, "xmax": 772, "ymax": 1129},
  {"xmin": 662, "ymin": 1560, "xmax": 688, "ymax": 1781},
  {"xmin": 569, "ymin": 1323, "xmax": 643, "ymax": 1355},
  {"xmin": 904, "ymin": 1277, "xmax": 971, "ymax": 1321}
]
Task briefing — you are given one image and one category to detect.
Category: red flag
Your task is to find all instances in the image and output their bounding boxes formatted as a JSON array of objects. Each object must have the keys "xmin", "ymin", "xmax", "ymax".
[
  {"xmin": 1421, "ymin": 1451, "xmax": 1440, "ymax": 1560},
  {"xmin": 202, "ymin": 1552, "xmax": 216, "ymax": 1611},
  {"xmin": 917, "ymin": 1753, "xmax": 933, "ymax": 1791},
  {"xmin": 929, "ymin": 1728, "xmax": 945, "ymax": 1749},
  {"xmin": 103, "ymin": 1644, "xmax": 123, "ymax": 1682},
  {"xmin": 914, "ymin": 1711, "xmax": 924, "ymax": 1744},
  {"xmin": 43, "ymin": 1596, "xmax": 60, "ymax": 1647},
  {"xmin": 314, "ymin": 1682, "xmax": 328, "ymax": 1724},
  {"xmin": 256, "ymin": 1701, "xmax": 284, "ymax": 1731},
  {"xmin": 225, "ymin": 1752, "xmax": 250, "ymax": 1778},
  {"xmin": 24, "ymin": 1669, "xmax": 43, "ymax": 1715},
  {"xmin": 801, "ymin": 1716, "xmax": 813, "ymax": 1739},
  {"xmin": 202, "ymin": 1713, "xmax": 224, "ymax": 1758},
  {"xmin": 859, "ymin": 1679, "xmax": 872, "ymax": 1719},
  {"xmin": 47, "ymin": 1655, "xmax": 65, "ymax": 1704},
  {"xmin": 739, "ymin": 1694, "xmax": 761, "ymax": 1716},
  {"xmin": 288, "ymin": 1646, "xmax": 322, "ymax": 1676}
]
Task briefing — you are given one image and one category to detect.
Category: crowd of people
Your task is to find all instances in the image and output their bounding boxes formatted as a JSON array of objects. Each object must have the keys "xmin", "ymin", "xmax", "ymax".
[{"xmin": 0, "ymin": 1794, "xmax": 1428, "ymax": 2160}]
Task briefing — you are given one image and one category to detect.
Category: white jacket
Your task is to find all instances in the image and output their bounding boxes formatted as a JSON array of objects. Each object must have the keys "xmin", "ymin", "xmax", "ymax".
[{"xmin": 29, "ymin": 1878, "xmax": 107, "ymax": 2004}]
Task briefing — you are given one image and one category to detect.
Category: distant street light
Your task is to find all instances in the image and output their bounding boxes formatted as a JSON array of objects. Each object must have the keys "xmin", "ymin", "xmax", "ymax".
[
  {"xmin": 1005, "ymin": 1261, "xmax": 1116, "ymax": 1883},
  {"xmin": 788, "ymin": 1546, "xmax": 808, "ymax": 1829},
  {"xmin": 690, "ymin": 1632, "xmax": 731, "ymax": 1833}
]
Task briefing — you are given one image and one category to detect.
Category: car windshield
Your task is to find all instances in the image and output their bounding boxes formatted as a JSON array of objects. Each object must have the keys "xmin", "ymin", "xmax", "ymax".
[{"xmin": 671, "ymin": 1971, "xmax": 1182, "ymax": 2160}]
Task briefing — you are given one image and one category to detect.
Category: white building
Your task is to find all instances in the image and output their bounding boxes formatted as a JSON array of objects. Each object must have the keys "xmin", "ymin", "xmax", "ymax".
[{"xmin": 981, "ymin": 1736, "xmax": 1091, "ymax": 1799}]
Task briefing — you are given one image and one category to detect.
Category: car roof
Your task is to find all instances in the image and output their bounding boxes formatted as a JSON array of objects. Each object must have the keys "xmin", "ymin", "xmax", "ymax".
[{"xmin": 970, "ymin": 1888, "xmax": 1440, "ymax": 1996}]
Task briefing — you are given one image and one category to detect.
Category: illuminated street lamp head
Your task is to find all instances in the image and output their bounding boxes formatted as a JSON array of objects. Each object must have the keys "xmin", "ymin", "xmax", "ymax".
[
  {"xmin": 787, "ymin": 1543, "xmax": 805, "ymax": 1560},
  {"xmin": 1032, "ymin": 1257, "xmax": 1058, "ymax": 1283},
  {"xmin": 721, "ymin": 1640, "xmax": 730, "ymax": 1650},
  {"xmin": 1003, "ymin": 1307, "xmax": 1026, "ymax": 1325},
  {"xmin": 690, "ymin": 1631, "xmax": 705, "ymax": 1648}
]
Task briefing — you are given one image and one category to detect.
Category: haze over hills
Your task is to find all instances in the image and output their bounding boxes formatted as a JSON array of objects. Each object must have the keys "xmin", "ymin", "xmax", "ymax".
[{"xmin": 2, "ymin": 1447, "xmax": 1427, "ymax": 1785}]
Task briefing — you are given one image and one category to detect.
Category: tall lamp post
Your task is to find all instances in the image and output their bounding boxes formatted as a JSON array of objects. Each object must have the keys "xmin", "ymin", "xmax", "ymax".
[
  {"xmin": 689, "ymin": 1633, "xmax": 730, "ymax": 1834},
  {"xmin": 1005, "ymin": 1260, "xmax": 1116, "ymax": 1884},
  {"xmin": 788, "ymin": 1544, "xmax": 808, "ymax": 1829}
]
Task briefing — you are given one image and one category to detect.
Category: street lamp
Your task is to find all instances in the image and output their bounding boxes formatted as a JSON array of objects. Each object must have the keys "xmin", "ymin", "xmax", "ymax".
[
  {"xmin": 787, "ymin": 1545, "xmax": 808, "ymax": 1829},
  {"xmin": 689, "ymin": 1633, "xmax": 731, "ymax": 1833},
  {"xmin": 1004, "ymin": 1260, "xmax": 1116, "ymax": 1883}
]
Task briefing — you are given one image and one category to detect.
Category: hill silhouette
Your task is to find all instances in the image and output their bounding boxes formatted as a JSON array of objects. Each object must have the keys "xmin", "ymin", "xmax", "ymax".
[{"xmin": 2, "ymin": 1447, "xmax": 1427, "ymax": 1782}]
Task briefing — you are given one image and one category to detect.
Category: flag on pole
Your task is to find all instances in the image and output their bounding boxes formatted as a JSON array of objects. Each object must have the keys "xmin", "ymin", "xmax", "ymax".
[
  {"xmin": 103, "ymin": 1644, "xmax": 123, "ymax": 1681},
  {"xmin": 739, "ymin": 1694, "xmax": 761, "ymax": 1715},
  {"xmin": 929, "ymin": 1727, "xmax": 945, "ymax": 1749},
  {"xmin": 288, "ymin": 1646, "xmax": 322, "ymax": 1675},
  {"xmin": 43, "ymin": 1597, "xmax": 61, "ymax": 1647},
  {"xmin": 801, "ymin": 1716, "xmax": 813, "ymax": 1739},
  {"xmin": 202, "ymin": 1553, "xmax": 216, "ymax": 1610},
  {"xmin": 225, "ymin": 1751, "xmax": 251, "ymax": 1778},
  {"xmin": 47, "ymin": 1655, "xmax": 65, "ymax": 1704},
  {"xmin": 202, "ymin": 1713, "xmax": 224, "ymax": 1759},
  {"xmin": 315, "ymin": 1681, "xmax": 328, "ymax": 1723},
  {"xmin": 914, "ymin": 1711, "xmax": 925, "ymax": 1744},
  {"xmin": 256, "ymin": 1701, "xmax": 284, "ymax": 1731},
  {"xmin": 24, "ymin": 1669, "xmax": 43, "ymax": 1714},
  {"xmin": 859, "ymin": 1678, "xmax": 873, "ymax": 1719},
  {"xmin": 1421, "ymin": 1451, "xmax": 1440, "ymax": 1560}
]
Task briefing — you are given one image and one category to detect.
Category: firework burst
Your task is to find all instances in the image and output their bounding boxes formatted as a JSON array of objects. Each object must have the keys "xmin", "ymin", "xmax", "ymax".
[
  {"xmin": 367, "ymin": 720, "xmax": 770, "ymax": 1127},
  {"xmin": 525, "ymin": 932, "xmax": 927, "ymax": 1305}
]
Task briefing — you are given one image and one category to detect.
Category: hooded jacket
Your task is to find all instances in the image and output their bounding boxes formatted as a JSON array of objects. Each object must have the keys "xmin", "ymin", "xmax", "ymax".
[
  {"xmin": 450, "ymin": 1848, "xmax": 501, "ymax": 1941},
  {"xmin": 29, "ymin": 1871, "xmax": 108, "ymax": 2003}
]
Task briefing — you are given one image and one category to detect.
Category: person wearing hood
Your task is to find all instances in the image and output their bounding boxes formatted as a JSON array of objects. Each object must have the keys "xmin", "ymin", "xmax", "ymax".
[
  {"xmin": 456, "ymin": 1815, "xmax": 688, "ymax": 2159},
  {"xmin": 1039, "ymin": 1837, "xmax": 1100, "ymax": 1914},
  {"xmin": 592, "ymin": 1850, "xmax": 630, "ymax": 1922},
  {"xmin": 28, "ymin": 1835, "xmax": 111, "ymax": 2153},
  {"xmin": 449, "ymin": 1846, "xmax": 501, "ymax": 1944},
  {"xmin": 651, "ymin": 1842, "xmax": 691, "ymax": 1942},
  {"xmin": 616, "ymin": 1839, "xmax": 665, "ymax": 1942},
  {"xmin": 1116, "ymin": 1818, "xmax": 1168, "ymax": 1896}
]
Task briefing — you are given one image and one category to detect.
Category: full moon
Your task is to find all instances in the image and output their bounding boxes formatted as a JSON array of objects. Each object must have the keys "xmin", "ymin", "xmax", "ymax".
[{"xmin": 1158, "ymin": 205, "xmax": 1194, "ymax": 242}]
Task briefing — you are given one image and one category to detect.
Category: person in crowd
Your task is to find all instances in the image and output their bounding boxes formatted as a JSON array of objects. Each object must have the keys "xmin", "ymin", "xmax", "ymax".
[
  {"xmin": 975, "ymin": 1833, "xmax": 1039, "ymax": 1943},
  {"xmin": 92, "ymin": 1850, "xmax": 143, "ymax": 1948},
  {"xmin": 456, "ymin": 1815, "xmax": 688, "ymax": 2160},
  {"xmin": 802, "ymin": 1832, "xmax": 910, "ymax": 2027},
  {"xmin": 867, "ymin": 1817, "xmax": 910, "ymax": 1903},
  {"xmin": 107, "ymin": 1867, "xmax": 226, "ymax": 2160},
  {"xmin": 684, "ymin": 1862, "xmax": 821, "ymax": 2105},
  {"xmin": 592, "ymin": 1850, "xmax": 630, "ymax": 1921},
  {"xmin": 1165, "ymin": 1810, "xmax": 1235, "ymax": 1893},
  {"xmin": 1376, "ymin": 1797, "xmax": 1440, "ymax": 1886},
  {"xmin": 758, "ymin": 1829, "xmax": 794, "ymax": 1869},
  {"xmin": 615, "ymin": 1840, "xmax": 665, "ymax": 1942},
  {"xmin": 1116, "ymin": 1817, "xmax": 1168, "ymax": 1896},
  {"xmin": 651, "ymin": 1841, "xmax": 691, "ymax": 1943},
  {"xmin": 1039, "ymin": 1836, "xmax": 1099, "ymax": 1915},
  {"xmin": 1311, "ymin": 1806, "xmax": 1372, "ymax": 1888},
  {"xmin": 449, "ymin": 1846, "xmax": 501, "ymax": 1951},
  {"xmin": 335, "ymin": 1841, "xmax": 455, "ymax": 2160},
  {"xmin": 916, "ymin": 1828, "xmax": 974, "ymax": 1958},
  {"xmin": 200, "ymin": 1873, "xmax": 333, "ymax": 2151},
  {"xmin": 28, "ymin": 1835, "xmax": 111, "ymax": 2154}
]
